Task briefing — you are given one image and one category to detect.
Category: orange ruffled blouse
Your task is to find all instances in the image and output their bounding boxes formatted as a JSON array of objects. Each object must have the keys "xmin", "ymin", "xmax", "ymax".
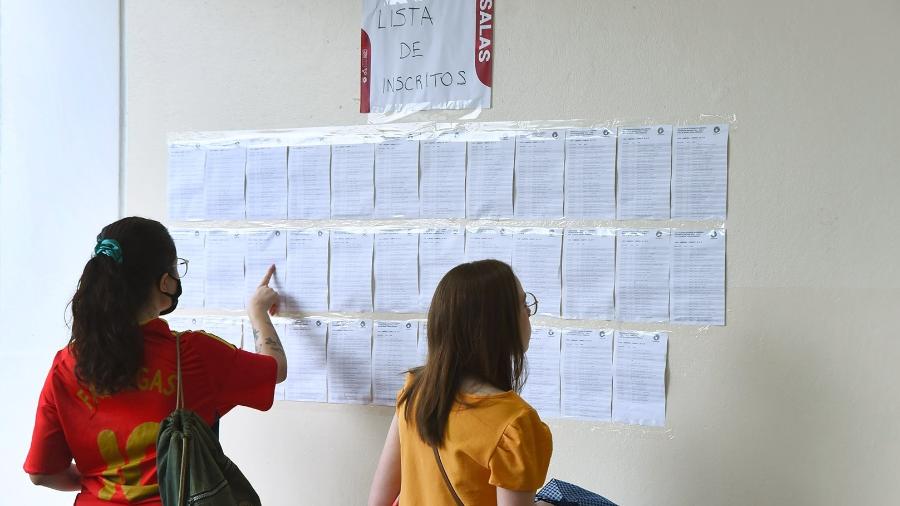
[{"xmin": 396, "ymin": 374, "xmax": 553, "ymax": 505}]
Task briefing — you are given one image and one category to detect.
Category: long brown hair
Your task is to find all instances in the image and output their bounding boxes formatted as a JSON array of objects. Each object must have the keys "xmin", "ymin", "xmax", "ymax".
[
  {"xmin": 399, "ymin": 259, "xmax": 527, "ymax": 447},
  {"xmin": 69, "ymin": 217, "xmax": 177, "ymax": 394}
]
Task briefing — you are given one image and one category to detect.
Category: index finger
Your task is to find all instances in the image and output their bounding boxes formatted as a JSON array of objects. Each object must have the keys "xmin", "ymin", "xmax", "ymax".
[{"xmin": 259, "ymin": 264, "xmax": 276, "ymax": 287}]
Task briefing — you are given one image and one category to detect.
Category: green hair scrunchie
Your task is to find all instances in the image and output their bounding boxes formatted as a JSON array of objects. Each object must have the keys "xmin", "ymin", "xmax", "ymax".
[{"xmin": 94, "ymin": 238, "xmax": 124, "ymax": 264}]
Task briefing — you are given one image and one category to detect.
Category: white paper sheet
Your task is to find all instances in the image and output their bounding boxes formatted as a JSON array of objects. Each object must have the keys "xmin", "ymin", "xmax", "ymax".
[
  {"xmin": 170, "ymin": 230, "xmax": 205, "ymax": 309},
  {"xmin": 521, "ymin": 327, "xmax": 561, "ymax": 419},
  {"xmin": 615, "ymin": 229, "xmax": 671, "ymax": 322},
  {"xmin": 372, "ymin": 320, "xmax": 419, "ymax": 406},
  {"xmin": 204, "ymin": 145, "xmax": 246, "ymax": 221},
  {"xmin": 283, "ymin": 318, "xmax": 328, "ymax": 402},
  {"xmin": 465, "ymin": 227, "xmax": 513, "ymax": 265},
  {"xmin": 670, "ymin": 230, "xmax": 726, "ymax": 325},
  {"xmin": 198, "ymin": 316, "xmax": 244, "ymax": 349},
  {"xmin": 245, "ymin": 146, "xmax": 288, "ymax": 220},
  {"xmin": 672, "ymin": 125, "xmax": 729, "ymax": 220},
  {"xmin": 329, "ymin": 231, "xmax": 373, "ymax": 312},
  {"xmin": 420, "ymin": 139, "xmax": 466, "ymax": 218},
  {"xmin": 327, "ymin": 319, "xmax": 373, "ymax": 404},
  {"xmin": 514, "ymin": 130, "xmax": 565, "ymax": 218},
  {"xmin": 562, "ymin": 228, "xmax": 615, "ymax": 320},
  {"xmin": 419, "ymin": 228, "xmax": 465, "ymax": 311},
  {"xmin": 617, "ymin": 125, "xmax": 672, "ymax": 220},
  {"xmin": 284, "ymin": 229, "xmax": 329, "ymax": 313},
  {"xmin": 167, "ymin": 145, "xmax": 206, "ymax": 221},
  {"xmin": 375, "ymin": 139, "xmax": 419, "ymax": 218},
  {"xmin": 416, "ymin": 321, "xmax": 429, "ymax": 366},
  {"xmin": 612, "ymin": 330, "xmax": 668, "ymax": 427},
  {"xmin": 561, "ymin": 329, "xmax": 613, "ymax": 420},
  {"xmin": 240, "ymin": 320, "xmax": 254, "ymax": 352},
  {"xmin": 331, "ymin": 143, "xmax": 374, "ymax": 218},
  {"xmin": 287, "ymin": 144, "xmax": 331, "ymax": 219},
  {"xmin": 163, "ymin": 316, "xmax": 202, "ymax": 334},
  {"xmin": 244, "ymin": 230, "xmax": 286, "ymax": 306},
  {"xmin": 204, "ymin": 230, "xmax": 246, "ymax": 310},
  {"xmin": 512, "ymin": 229, "xmax": 562, "ymax": 317},
  {"xmin": 373, "ymin": 230, "xmax": 419, "ymax": 313},
  {"xmin": 466, "ymin": 138, "xmax": 515, "ymax": 218},
  {"xmin": 564, "ymin": 128, "xmax": 617, "ymax": 219}
]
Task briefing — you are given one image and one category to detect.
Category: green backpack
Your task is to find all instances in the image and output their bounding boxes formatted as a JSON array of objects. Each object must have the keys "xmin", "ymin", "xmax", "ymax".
[{"xmin": 156, "ymin": 333, "xmax": 261, "ymax": 506}]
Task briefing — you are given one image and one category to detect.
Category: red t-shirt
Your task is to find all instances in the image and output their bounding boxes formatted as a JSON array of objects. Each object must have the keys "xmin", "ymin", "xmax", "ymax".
[{"xmin": 23, "ymin": 318, "xmax": 277, "ymax": 505}]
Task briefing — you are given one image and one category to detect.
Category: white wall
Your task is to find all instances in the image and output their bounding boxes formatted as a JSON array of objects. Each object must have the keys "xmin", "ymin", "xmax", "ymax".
[
  {"xmin": 120, "ymin": 1, "xmax": 900, "ymax": 505},
  {"xmin": 0, "ymin": 1, "xmax": 120, "ymax": 504}
]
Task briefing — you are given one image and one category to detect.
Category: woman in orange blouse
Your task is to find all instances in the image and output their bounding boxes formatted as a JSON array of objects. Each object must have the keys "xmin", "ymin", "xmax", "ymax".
[{"xmin": 368, "ymin": 260, "xmax": 553, "ymax": 506}]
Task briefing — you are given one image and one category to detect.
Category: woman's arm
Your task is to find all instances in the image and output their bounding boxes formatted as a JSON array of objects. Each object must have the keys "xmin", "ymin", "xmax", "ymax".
[
  {"xmin": 497, "ymin": 488, "xmax": 554, "ymax": 505},
  {"xmin": 29, "ymin": 463, "xmax": 81, "ymax": 491},
  {"xmin": 368, "ymin": 414, "xmax": 402, "ymax": 506},
  {"xmin": 249, "ymin": 265, "xmax": 287, "ymax": 383}
]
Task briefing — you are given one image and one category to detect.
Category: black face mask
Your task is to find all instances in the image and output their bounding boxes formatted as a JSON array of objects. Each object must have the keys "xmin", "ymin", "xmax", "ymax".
[{"xmin": 159, "ymin": 274, "xmax": 182, "ymax": 316}]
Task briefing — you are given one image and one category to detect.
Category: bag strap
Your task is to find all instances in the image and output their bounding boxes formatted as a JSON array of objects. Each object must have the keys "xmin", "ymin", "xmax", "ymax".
[
  {"xmin": 175, "ymin": 333, "xmax": 189, "ymax": 506},
  {"xmin": 432, "ymin": 446, "xmax": 463, "ymax": 506}
]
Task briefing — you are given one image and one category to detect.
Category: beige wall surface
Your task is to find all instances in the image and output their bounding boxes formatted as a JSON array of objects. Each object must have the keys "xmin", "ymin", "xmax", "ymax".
[{"xmin": 124, "ymin": 1, "xmax": 900, "ymax": 505}]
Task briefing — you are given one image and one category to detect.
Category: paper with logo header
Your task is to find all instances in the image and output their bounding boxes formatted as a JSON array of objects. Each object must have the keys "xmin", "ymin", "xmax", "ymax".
[
  {"xmin": 204, "ymin": 145, "xmax": 246, "ymax": 221},
  {"xmin": 327, "ymin": 319, "xmax": 373, "ymax": 404},
  {"xmin": 205, "ymin": 230, "xmax": 246, "ymax": 310},
  {"xmin": 521, "ymin": 327, "xmax": 561, "ymax": 419},
  {"xmin": 284, "ymin": 318, "xmax": 328, "ymax": 402},
  {"xmin": 331, "ymin": 143, "xmax": 375, "ymax": 218},
  {"xmin": 420, "ymin": 137, "xmax": 466, "ymax": 218},
  {"xmin": 244, "ymin": 230, "xmax": 286, "ymax": 305},
  {"xmin": 466, "ymin": 137, "xmax": 514, "ymax": 218},
  {"xmin": 561, "ymin": 329, "xmax": 613, "ymax": 420},
  {"xmin": 419, "ymin": 227, "xmax": 465, "ymax": 310},
  {"xmin": 288, "ymin": 144, "xmax": 331, "ymax": 219},
  {"xmin": 329, "ymin": 231, "xmax": 374, "ymax": 312},
  {"xmin": 564, "ymin": 128, "xmax": 616, "ymax": 219},
  {"xmin": 615, "ymin": 229, "xmax": 671, "ymax": 322},
  {"xmin": 672, "ymin": 124, "xmax": 729, "ymax": 220},
  {"xmin": 168, "ymin": 145, "xmax": 206, "ymax": 220},
  {"xmin": 245, "ymin": 146, "xmax": 287, "ymax": 220},
  {"xmin": 562, "ymin": 228, "xmax": 615, "ymax": 320},
  {"xmin": 465, "ymin": 227, "xmax": 513, "ymax": 265},
  {"xmin": 372, "ymin": 320, "xmax": 419, "ymax": 405},
  {"xmin": 617, "ymin": 125, "xmax": 672, "ymax": 219},
  {"xmin": 284, "ymin": 229, "xmax": 329, "ymax": 313},
  {"xmin": 515, "ymin": 130, "xmax": 565, "ymax": 218},
  {"xmin": 374, "ymin": 230, "xmax": 419, "ymax": 313},
  {"xmin": 613, "ymin": 331, "xmax": 667, "ymax": 427},
  {"xmin": 375, "ymin": 139, "xmax": 420, "ymax": 218},
  {"xmin": 670, "ymin": 230, "xmax": 726, "ymax": 325},
  {"xmin": 512, "ymin": 228, "xmax": 562, "ymax": 317}
]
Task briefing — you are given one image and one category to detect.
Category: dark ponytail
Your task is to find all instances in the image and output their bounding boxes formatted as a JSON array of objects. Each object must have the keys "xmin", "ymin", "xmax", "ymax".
[{"xmin": 69, "ymin": 217, "xmax": 176, "ymax": 395}]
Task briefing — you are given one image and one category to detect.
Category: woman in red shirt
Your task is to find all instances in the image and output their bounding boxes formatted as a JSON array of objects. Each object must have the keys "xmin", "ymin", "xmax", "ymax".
[{"xmin": 24, "ymin": 217, "xmax": 287, "ymax": 505}]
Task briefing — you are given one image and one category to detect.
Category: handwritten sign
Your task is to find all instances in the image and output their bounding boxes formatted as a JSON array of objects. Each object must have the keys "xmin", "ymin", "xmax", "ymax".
[{"xmin": 361, "ymin": 0, "xmax": 494, "ymax": 114}]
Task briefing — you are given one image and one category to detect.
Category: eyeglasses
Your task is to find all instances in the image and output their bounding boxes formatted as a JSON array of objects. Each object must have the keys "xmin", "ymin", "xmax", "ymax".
[
  {"xmin": 524, "ymin": 292, "xmax": 538, "ymax": 317},
  {"xmin": 175, "ymin": 257, "xmax": 189, "ymax": 278}
]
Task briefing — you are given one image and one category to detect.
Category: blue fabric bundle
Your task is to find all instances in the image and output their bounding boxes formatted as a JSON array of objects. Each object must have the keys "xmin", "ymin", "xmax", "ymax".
[{"xmin": 535, "ymin": 479, "xmax": 618, "ymax": 506}]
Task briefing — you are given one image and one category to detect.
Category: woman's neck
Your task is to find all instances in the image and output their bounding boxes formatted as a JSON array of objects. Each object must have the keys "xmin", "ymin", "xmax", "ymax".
[{"xmin": 459, "ymin": 377, "xmax": 505, "ymax": 395}]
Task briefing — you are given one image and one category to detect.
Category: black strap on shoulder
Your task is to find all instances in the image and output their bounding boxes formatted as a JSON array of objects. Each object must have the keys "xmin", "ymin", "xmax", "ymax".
[{"xmin": 432, "ymin": 446, "xmax": 464, "ymax": 506}]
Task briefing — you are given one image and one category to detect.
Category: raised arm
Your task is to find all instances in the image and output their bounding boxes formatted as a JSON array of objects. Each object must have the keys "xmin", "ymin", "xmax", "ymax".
[{"xmin": 248, "ymin": 265, "xmax": 287, "ymax": 383}]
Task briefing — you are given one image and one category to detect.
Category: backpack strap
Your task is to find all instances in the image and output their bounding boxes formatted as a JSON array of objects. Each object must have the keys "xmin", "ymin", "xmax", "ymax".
[
  {"xmin": 176, "ymin": 333, "xmax": 189, "ymax": 506},
  {"xmin": 432, "ymin": 446, "xmax": 463, "ymax": 506}
]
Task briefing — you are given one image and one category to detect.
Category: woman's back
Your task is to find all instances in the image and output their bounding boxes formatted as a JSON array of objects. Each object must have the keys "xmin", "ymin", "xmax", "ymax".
[
  {"xmin": 24, "ymin": 318, "xmax": 276, "ymax": 505},
  {"xmin": 397, "ymin": 374, "xmax": 552, "ymax": 505}
]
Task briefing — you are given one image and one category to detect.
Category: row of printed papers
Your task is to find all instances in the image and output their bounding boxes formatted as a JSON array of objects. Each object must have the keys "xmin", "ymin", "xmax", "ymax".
[
  {"xmin": 164, "ymin": 315, "xmax": 668, "ymax": 426},
  {"xmin": 168, "ymin": 124, "xmax": 728, "ymax": 222},
  {"xmin": 172, "ymin": 227, "xmax": 725, "ymax": 325}
]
